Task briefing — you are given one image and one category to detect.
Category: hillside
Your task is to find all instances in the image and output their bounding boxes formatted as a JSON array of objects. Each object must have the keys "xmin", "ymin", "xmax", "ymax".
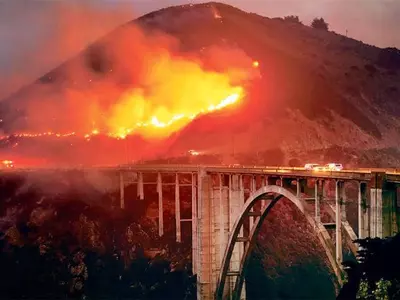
[{"xmin": 1, "ymin": 2, "xmax": 400, "ymax": 167}]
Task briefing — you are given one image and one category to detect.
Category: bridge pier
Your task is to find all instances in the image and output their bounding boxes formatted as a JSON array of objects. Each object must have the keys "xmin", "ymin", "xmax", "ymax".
[
  {"xmin": 119, "ymin": 171, "xmax": 125, "ymax": 209},
  {"xmin": 192, "ymin": 172, "xmax": 198, "ymax": 275},
  {"xmin": 260, "ymin": 176, "xmax": 269, "ymax": 210},
  {"xmin": 296, "ymin": 178, "xmax": 307, "ymax": 197},
  {"xmin": 175, "ymin": 173, "xmax": 181, "ymax": 242},
  {"xmin": 335, "ymin": 180, "xmax": 346, "ymax": 265},
  {"xmin": 157, "ymin": 173, "xmax": 163, "ymax": 237},
  {"xmin": 249, "ymin": 176, "xmax": 256, "ymax": 228},
  {"xmin": 196, "ymin": 172, "xmax": 246, "ymax": 300},
  {"xmin": 211, "ymin": 174, "xmax": 229, "ymax": 295},
  {"xmin": 315, "ymin": 180, "xmax": 323, "ymax": 224},
  {"xmin": 370, "ymin": 173, "xmax": 398, "ymax": 238},
  {"xmin": 229, "ymin": 174, "xmax": 246, "ymax": 300},
  {"xmin": 358, "ymin": 182, "xmax": 368, "ymax": 239},
  {"xmin": 137, "ymin": 172, "xmax": 144, "ymax": 200},
  {"xmin": 196, "ymin": 170, "xmax": 213, "ymax": 299}
]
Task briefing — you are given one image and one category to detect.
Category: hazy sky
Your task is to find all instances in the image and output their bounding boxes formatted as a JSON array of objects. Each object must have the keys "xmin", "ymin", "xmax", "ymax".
[{"xmin": 0, "ymin": 0, "xmax": 399, "ymax": 99}]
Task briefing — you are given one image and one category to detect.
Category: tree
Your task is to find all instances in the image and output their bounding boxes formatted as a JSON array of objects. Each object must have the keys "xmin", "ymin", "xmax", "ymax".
[
  {"xmin": 311, "ymin": 18, "xmax": 329, "ymax": 31},
  {"xmin": 338, "ymin": 234, "xmax": 400, "ymax": 299},
  {"xmin": 284, "ymin": 15, "xmax": 302, "ymax": 24}
]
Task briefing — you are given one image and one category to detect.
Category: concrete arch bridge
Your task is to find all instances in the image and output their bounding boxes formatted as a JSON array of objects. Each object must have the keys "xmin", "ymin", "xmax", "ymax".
[{"xmin": 5, "ymin": 164, "xmax": 400, "ymax": 300}]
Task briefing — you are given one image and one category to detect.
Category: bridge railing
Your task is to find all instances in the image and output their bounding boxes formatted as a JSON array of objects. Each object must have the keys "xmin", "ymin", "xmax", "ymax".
[{"xmin": 1, "ymin": 163, "xmax": 399, "ymax": 176}]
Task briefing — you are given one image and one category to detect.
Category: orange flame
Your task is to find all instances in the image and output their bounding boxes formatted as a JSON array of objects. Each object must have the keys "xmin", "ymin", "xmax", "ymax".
[
  {"xmin": 2, "ymin": 88, "xmax": 244, "ymax": 141},
  {"xmin": 3, "ymin": 40, "xmax": 256, "ymax": 141}
]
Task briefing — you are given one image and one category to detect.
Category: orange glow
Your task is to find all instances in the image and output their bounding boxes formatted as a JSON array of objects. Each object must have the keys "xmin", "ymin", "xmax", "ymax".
[
  {"xmin": 2, "ymin": 60, "xmax": 250, "ymax": 141},
  {"xmin": 2, "ymin": 25, "xmax": 257, "ymax": 142},
  {"xmin": 105, "ymin": 67, "xmax": 244, "ymax": 139},
  {"xmin": 1, "ymin": 160, "xmax": 14, "ymax": 168},
  {"xmin": 1, "ymin": 89, "xmax": 243, "ymax": 140},
  {"xmin": 252, "ymin": 61, "xmax": 259, "ymax": 68}
]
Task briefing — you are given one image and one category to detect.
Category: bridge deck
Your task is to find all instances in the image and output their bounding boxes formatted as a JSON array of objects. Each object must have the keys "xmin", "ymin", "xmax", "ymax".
[{"xmin": 1, "ymin": 164, "xmax": 399, "ymax": 182}]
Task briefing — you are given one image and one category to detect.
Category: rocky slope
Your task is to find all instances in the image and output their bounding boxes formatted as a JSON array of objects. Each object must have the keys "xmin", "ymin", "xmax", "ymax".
[
  {"xmin": 136, "ymin": 2, "xmax": 400, "ymax": 161},
  {"xmin": 0, "ymin": 2, "xmax": 400, "ymax": 167}
]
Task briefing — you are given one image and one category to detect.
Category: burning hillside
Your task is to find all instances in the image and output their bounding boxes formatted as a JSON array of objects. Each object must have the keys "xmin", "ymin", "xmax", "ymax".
[
  {"xmin": 0, "ymin": 7, "xmax": 258, "ymax": 142},
  {"xmin": 2, "ymin": 2, "xmax": 400, "ymax": 167}
]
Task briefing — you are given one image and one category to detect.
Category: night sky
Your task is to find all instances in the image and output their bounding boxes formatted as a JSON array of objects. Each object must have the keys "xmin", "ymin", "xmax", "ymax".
[{"xmin": 0, "ymin": 0, "xmax": 398, "ymax": 99}]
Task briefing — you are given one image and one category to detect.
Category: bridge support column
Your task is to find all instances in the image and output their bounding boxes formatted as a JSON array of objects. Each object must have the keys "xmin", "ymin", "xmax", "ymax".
[
  {"xmin": 315, "ymin": 180, "xmax": 322, "ymax": 223},
  {"xmin": 229, "ymin": 174, "xmax": 246, "ymax": 300},
  {"xmin": 157, "ymin": 173, "xmax": 163, "ymax": 237},
  {"xmin": 192, "ymin": 173, "xmax": 198, "ymax": 275},
  {"xmin": 296, "ymin": 178, "xmax": 306, "ymax": 198},
  {"xmin": 335, "ymin": 180, "xmax": 346, "ymax": 265},
  {"xmin": 119, "ymin": 171, "xmax": 125, "ymax": 209},
  {"xmin": 137, "ymin": 172, "xmax": 144, "ymax": 200},
  {"xmin": 382, "ymin": 184, "xmax": 398, "ymax": 237},
  {"xmin": 261, "ymin": 176, "xmax": 268, "ymax": 210},
  {"xmin": 196, "ymin": 170, "xmax": 213, "ymax": 299},
  {"xmin": 296, "ymin": 179, "xmax": 301, "ymax": 197},
  {"xmin": 358, "ymin": 182, "xmax": 368, "ymax": 239},
  {"xmin": 249, "ymin": 176, "xmax": 256, "ymax": 228},
  {"xmin": 370, "ymin": 173, "xmax": 398, "ymax": 238},
  {"xmin": 370, "ymin": 173, "xmax": 383, "ymax": 238},
  {"xmin": 211, "ymin": 174, "xmax": 230, "ymax": 296},
  {"xmin": 175, "ymin": 173, "xmax": 181, "ymax": 243}
]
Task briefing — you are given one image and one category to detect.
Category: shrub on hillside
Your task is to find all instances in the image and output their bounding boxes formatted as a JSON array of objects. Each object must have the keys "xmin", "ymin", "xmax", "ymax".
[
  {"xmin": 376, "ymin": 47, "xmax": 400, "ymax": 70},
  {"xmin": 311, "ymin": 18, "xmax": 329, "ymax": 31},
  {"xmin": 284, "ymin": 15, "xmax": 302, "ymax": 24}
]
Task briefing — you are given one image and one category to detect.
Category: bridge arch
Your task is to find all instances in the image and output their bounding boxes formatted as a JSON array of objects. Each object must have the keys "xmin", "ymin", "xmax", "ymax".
[{"xmin": 215, "ymin": 185, "xmax": 342, "ymax": 300}]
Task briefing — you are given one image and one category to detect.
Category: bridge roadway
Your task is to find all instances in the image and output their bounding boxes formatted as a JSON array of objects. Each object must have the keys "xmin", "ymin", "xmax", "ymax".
[{"xmin": 2, "ymin": 163, "xmax": 400, "ymax": 182}]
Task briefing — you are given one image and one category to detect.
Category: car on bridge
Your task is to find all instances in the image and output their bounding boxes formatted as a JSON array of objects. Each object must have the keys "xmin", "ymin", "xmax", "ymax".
[
  {"xmin": 325, "ymin": 163, "xmax": 343, "ymax": 171},
  {"xmin": 304, "ymin": 163, "xmax": 320, "ymax": 170},
  {"xmin": 312, "ymin": 165, "xmax": 328, "ymax": 171}
]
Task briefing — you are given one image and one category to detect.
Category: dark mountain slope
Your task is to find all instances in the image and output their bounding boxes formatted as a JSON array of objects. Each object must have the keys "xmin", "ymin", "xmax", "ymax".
[{"xmin": 1, "ymin": 2, "xmax": 400, "ymax": 166}]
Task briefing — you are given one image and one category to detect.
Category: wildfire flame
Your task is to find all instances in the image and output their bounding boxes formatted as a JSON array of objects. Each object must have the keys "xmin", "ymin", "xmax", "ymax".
[
  {"xmin": 2, "ymin": 83, "xmax": 244, "ymax": 141},
  {"xmin": 2, "ymin": 24, "xmax": 259, "ymax": 142}
]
